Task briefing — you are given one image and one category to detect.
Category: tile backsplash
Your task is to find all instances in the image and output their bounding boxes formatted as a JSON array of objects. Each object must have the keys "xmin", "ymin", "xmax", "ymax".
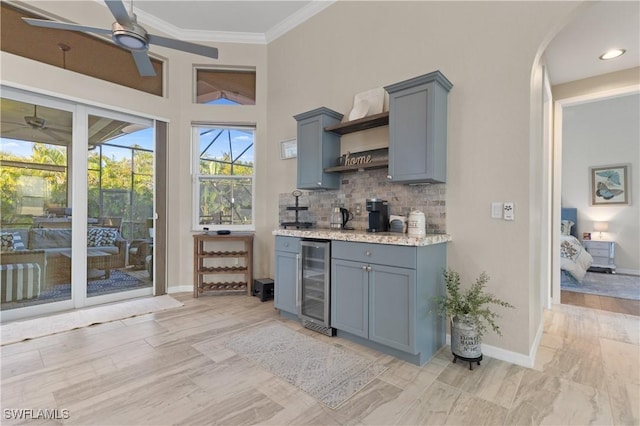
[{"xmin": 279, "ymin": 168, "xmax": 446, "ymax": 233}]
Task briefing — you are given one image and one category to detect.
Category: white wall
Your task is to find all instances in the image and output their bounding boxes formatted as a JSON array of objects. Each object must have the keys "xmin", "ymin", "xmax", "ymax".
[{"xmin": 562, "ymin": 93, "xmax": 640, "ymax": 274}]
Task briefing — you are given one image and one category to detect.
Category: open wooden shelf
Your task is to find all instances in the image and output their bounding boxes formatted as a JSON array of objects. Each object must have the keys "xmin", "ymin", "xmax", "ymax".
[
  {"xmin": 324, "ymin": 159, "xmax": 388, "ymax": 173},
  {"xmin": 324, "ymin": 111, "xmax": 389, "ymax": 135}
]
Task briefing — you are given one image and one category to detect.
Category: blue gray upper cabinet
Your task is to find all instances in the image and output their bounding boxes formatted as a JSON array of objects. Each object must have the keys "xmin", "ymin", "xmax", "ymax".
[
  {"xmin": 294, "ymin": 107, "xmax": 343, "ymax": 190},
  {"xmin": 385, "ymin": 71, "xmax": 453, "ymax": 184}
]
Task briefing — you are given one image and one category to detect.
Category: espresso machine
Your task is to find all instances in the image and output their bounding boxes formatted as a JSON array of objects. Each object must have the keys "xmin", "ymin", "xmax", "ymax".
[{"xmin": 366, "ymin": 199, "xmax": 389, "ymax": 232}]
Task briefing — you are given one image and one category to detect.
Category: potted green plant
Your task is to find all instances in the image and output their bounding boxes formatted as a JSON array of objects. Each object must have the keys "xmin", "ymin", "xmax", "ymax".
[{"xmin": 435, "ymin": 269, "xmax": 514, "ymax": 370}]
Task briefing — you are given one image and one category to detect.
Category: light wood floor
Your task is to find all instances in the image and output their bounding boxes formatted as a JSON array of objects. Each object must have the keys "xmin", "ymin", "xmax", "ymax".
[
  {"xmin": 2, "ymin": 293, "xmax": 638, "ymax": 425},
  {"xmin": 561, "ymin": 290, "xmax": 640, "ymax": 316}
]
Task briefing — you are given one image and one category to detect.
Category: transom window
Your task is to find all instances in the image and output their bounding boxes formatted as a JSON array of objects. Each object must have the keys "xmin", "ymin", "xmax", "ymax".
[
  {"xmin": 192, "ymin": 125, "xmax": 255, "ymax": 230},
  {"xmin": 194, "ymin": 68, "xmax": 256, "ymax": 105}
]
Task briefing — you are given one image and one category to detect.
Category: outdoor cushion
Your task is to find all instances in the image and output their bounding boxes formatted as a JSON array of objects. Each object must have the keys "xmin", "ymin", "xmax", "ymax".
[
  {"xmin": 87, "ymin": 227, "xmax": 118, "ymax": 247},
  {"xmin": 28, "ymin": 228, "xmax": 72, "ymax": 250}
]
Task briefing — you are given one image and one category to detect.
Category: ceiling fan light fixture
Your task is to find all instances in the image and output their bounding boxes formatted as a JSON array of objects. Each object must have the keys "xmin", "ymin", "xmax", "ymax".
[
  {"xmin": 25, "ymin": 116, "xmax": 46, "ymax": 129},
  {"xmin": 599, "ymin": 49, "xmax": 626, "ymax": 60},
  {"xmin": 112, "ymin": 22, "xmax": 148, "ymax": 50}
]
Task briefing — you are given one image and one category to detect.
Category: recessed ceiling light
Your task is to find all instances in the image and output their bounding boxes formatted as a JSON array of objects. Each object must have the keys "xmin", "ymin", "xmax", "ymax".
[{"xmin": 599, "ymin": 49, "xmax": 626, "ymax": 60}]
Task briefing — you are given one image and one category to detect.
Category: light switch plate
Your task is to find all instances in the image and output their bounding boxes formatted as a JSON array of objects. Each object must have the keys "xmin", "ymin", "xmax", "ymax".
[
  {"xmin": 491, "ymin": 202, "xmax": 503, "ymax": 219},
  {"xmin": 503, "ymin": 202, "xmax": 514, "ymax": 220}
]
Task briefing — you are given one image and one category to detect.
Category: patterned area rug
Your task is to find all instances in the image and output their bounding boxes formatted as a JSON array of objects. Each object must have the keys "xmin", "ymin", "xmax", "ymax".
[
  {"xmin": 225, "ymin": 322, "xmax": 387, "ymax": 409},
  {"xmin": 2, "ymin": 270, "xmax": 151, "ymax": 310},
  {"xmin": 47, "ymin": 270, "xmax": 150, "ymax": 299},
  {"xmin": 561, "ymin": 271, "xmax": 640, "ymax": 301}
]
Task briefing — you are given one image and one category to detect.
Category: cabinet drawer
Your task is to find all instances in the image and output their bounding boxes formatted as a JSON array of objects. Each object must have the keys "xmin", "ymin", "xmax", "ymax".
[
  {"xmin": 587, "ymin": 248, "xmax": 610, "ymax": 257},
  {"xmin": 332, "ymin": 241, "xmax": 416, "ymax": 269},
  {"xmin": 275, "ymin": 236, "xmax": 300, "ymax": 253},
  {"xmin": 584, "ymin": 241, "xmax": 610, "ymax": 249}
]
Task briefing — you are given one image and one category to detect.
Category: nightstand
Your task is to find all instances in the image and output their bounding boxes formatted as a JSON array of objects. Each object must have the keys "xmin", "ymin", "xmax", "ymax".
[{"xmin": 582, "ymin": 240, "xmax": 616, "ymax": 273}]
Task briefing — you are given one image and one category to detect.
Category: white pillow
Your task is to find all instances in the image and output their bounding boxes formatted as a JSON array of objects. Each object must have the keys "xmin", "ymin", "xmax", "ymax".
[{"xmin": 561, "ymin": 220, "xmax": 574, "ymax": 236}]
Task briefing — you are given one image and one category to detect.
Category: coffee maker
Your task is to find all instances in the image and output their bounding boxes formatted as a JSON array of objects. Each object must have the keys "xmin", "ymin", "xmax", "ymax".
[{"xmin": 366, "ymin": 199, "xmax": 389, "ymax": 232}]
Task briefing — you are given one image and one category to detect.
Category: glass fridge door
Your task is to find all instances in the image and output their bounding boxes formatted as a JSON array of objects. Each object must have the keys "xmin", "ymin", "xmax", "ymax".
[{"xmin": 299, "ymin": 241, "xmax": 329, "ymax": 325}]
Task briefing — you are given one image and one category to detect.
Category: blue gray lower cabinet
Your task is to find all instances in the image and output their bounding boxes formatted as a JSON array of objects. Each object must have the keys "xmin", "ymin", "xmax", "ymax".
[
  {"xmin": 331, "ymin": 240, "xmax": 446, "ymax": 365},
  {"xmin": 274, "ymin": 235, "xmax": 446, "ymax": 366},
  {"xmin": 274, "ymin": 236, "xmax": 300, "ymax": 314}
]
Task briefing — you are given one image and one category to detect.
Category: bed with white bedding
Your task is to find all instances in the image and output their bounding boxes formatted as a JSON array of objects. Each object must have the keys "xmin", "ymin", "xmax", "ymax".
[{"xmin": 560, "ymin": 208, "xmax": 593, "ymax": 282}]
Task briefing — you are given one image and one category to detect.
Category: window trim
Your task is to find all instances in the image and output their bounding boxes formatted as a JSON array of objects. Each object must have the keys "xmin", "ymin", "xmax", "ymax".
[{"xmin": 191, "ymin": 123, "xmax": 256, "ymax": 231}]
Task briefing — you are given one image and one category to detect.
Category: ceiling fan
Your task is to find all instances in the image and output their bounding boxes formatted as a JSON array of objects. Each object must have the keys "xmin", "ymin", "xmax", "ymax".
[
  {"xmin": 21, "ymin": 0, "xmax": 219, "ymax": 77},
  {"xmin": 2, "ymin": 105, "xmax": 71, "ymax": 143}
]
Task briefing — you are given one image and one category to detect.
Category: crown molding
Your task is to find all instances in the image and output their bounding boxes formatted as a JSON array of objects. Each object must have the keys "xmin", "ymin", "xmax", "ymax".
[
  {"xmin": 39, "ymin": 0, "xmax": 335, "ymax": 46},
  {"xmin": 132, "ymin": 0, "xmax": 336, "ymax": 45},
  {"xmin": 132, "ymin": 7, "xmax": 266, "ymax": 44},
  {"xmin": 265, "ymin": 0, "xmax": 336, "ymax": 43}
]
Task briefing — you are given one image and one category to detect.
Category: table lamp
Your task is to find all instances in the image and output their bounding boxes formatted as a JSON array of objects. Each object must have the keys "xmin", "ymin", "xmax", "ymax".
[{"xmin": 593, "ymin": 221, "xmax": 608, "ymax": 239}]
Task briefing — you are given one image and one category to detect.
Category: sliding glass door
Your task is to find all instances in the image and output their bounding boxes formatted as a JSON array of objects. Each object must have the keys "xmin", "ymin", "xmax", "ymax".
[
  {"xmin": 1, "ymin": 95, "xmax": 75, "ymax": 317},
  {"xmin": 84, "ymin": 111, "xmax": 154, "ymax": 304},
  {"xmin": 1, "ymin": 87, "xmax": 155, "ymax": 320}
]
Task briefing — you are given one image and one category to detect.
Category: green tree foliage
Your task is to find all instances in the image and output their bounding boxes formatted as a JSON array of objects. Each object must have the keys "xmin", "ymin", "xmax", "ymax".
[
  {"xmin": 199, "ymin": 151, "xmax": 253, "ymax": 225},
  {"xmin": 2, "ymin": 141, "xmax": 153, "ymax": 239},
  {"xmin": 1, "ymin": 143, "xmax": 67, "ymax": 224}
]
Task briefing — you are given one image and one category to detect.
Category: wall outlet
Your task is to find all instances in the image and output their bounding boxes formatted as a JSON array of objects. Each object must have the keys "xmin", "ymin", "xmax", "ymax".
[
  {"xmin": 503, "ymin": 202, "xmax": 514, "ymax": 220},
  {"xmin": 491, "ymin": 202, "xmax": 503, "ymax": 219},
  {"xmin": 355, "ymin": 203, "xmax": 362, "ymax": 215}
]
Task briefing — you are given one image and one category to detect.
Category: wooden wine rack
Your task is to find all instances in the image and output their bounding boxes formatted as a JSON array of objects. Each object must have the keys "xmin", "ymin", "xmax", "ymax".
[{"xmin": 193, "ymin": 233, "xmax": 254, "ymax": 297}]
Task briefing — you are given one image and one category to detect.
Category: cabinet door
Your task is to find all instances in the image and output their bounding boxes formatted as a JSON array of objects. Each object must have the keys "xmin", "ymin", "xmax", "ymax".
[
  {"xmin": 331, "ymin": 259, "xmax": 368, "ymax": 338},
  {"xmin": 295, "ymin": 108, "xmax": 342, "ymax": 190},
  {"xmin": 369, "ymin": 264, "xmax": 416, "ymax": 354},
  {"xmin": 274, "ymin": 250, "xmax": 298, "ymax": 314},
  {"xmin": 386, "ymin": 71, "xmax": 451, "ymax": 184}
]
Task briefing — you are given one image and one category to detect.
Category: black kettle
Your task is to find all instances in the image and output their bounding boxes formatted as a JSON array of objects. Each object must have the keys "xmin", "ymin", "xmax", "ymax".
[{"xmin": 340, "ymin": 207, "xmax": 354, "ymax": 230}]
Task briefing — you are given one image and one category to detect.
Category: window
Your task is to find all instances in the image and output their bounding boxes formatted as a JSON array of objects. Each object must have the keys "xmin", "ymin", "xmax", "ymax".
[
  {"xmin": 0, "ymin": 98, "xmax": 71, "ymax": 225},
  {"xmin": 87, "ymin": 124, "xmax": 154, "ymax": 241},
  {"xmin": 194, "ymin": 68, "xmax": 256, "ymax": 105},
  {"xmin": 192, "ymin": 125, "xmax": 255, "ymax": 230}
]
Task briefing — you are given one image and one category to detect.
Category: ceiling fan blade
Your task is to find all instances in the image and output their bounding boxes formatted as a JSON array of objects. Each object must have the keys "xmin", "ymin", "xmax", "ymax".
[
  {"xmin": 45, "ymin": 126, "xmax": 72, "ymax": 135},
  {"xmin": 1, "ymin": 126, "xmax": 26, "ymax": 136},
  {"xmin": 148, "ymin": 34, "xmax": 218, "ymax": 59},
  {"xmin": 22, "ymin": 18, "xmax": 112, "ymax": 35},
  {"xmin": 41, "ymin": 128, "xmax": 68, "ymax": 142},
  {"xmin": 130, "ymin": 50, "xmax": 156, "ymax": 77},
  {"xmin": 2, "ymin": 121, "xmax": 28, "ymax": 127},
  {"xmin": 104, "ymin": 0, "xmax": 133, "ymax": 27}
]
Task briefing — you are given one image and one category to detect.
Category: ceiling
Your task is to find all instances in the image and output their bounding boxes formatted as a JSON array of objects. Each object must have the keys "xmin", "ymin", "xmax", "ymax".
[
  {"xmin": 3, "ymin": 0, "xmax": 638, "ymax": 85},
  {"xmin": 544, "ymin": 1, "xmax": 639, "ymax": 85},
  {"xmin": 127, "ymin": 0, "xmax": 638, "ymax": 85},
  {"xmin": 121, "ymin": 0, "xmax": 331, "ymax": 44},
  {"xmin": 2, "ymin": 1, "xmax": 638, "ymax": 88}
]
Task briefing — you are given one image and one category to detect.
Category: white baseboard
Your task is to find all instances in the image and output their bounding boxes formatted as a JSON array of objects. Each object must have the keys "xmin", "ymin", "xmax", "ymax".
[
  {"xmin": 168, "ymin": 285, "xmax": 193, "ymax": 294},
  {"xmin": 616, "ymin": 268, "xmax": 640, "ymax": 276},
  {"xmin": 446, "ymin": 322, "xmax": 543, "ymax": 369}
]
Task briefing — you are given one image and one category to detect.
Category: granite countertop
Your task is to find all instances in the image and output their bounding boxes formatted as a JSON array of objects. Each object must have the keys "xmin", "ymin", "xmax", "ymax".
[{"xmin": 272, "ymin": 228, "xmax": 451, "ymax": 247}]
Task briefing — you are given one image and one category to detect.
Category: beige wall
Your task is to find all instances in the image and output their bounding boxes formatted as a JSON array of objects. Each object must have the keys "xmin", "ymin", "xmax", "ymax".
[
  {"xmin": 553, "ymin": 67, "xmax": 640, "ymax": 100},
  {"xmin": 2, "ymin": 0, "xmax": 589, "ymax": 359},
  {"xmin": 266, "ymin": 1, "xmax": 581, "ymax": 356}
]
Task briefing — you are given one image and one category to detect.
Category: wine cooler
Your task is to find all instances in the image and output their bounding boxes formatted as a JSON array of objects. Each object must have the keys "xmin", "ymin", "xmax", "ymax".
[{"xmin": 298, "ymin": 239, "xmax": 334, "ymax": 336}]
